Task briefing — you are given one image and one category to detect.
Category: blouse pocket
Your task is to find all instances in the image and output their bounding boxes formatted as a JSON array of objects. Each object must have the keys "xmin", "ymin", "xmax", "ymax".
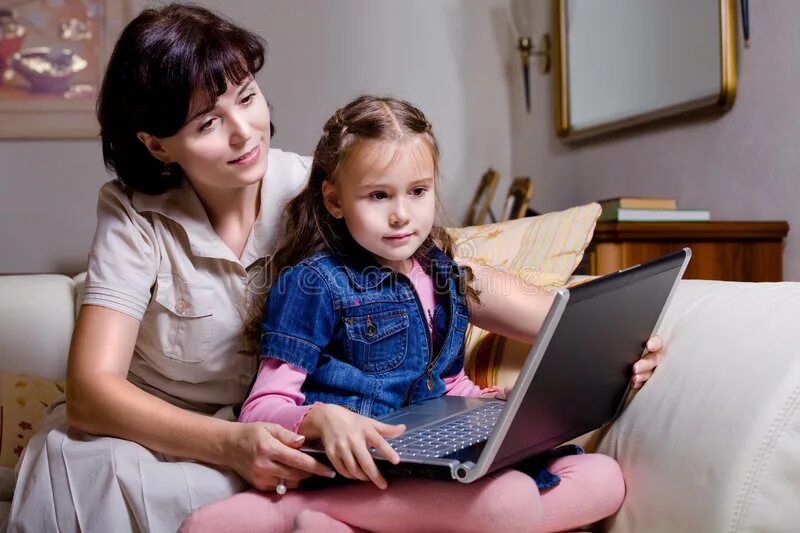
[
  {"xmin": 153, "ymin": 275, "xmax": 215, "ymax": 363},
  {"xmin": 344, "ymin": 310, "xmax": 409, "ymax": 373}
]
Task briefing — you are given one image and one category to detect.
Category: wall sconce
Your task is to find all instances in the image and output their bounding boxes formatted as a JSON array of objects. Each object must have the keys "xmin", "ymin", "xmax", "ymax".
[{"xmin": 509, "ymin": 1, "xmax": 551, "ymax": 113}]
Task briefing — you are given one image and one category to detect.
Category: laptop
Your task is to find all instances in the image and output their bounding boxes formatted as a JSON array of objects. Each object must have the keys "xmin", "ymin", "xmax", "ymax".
[{"xmin": 301, "ymin": 248, "xmax": 691, "ymax": 483}]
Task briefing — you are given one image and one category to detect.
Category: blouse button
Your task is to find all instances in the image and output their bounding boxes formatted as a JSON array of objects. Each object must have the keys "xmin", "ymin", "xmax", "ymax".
[{"xmin": 175, "ymin": 299, "xmax": 189, "ymax": 314}]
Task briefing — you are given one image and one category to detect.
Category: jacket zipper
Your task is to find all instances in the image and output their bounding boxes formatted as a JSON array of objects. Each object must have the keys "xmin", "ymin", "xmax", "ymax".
[{"xmin": 401, "ymin": 273, "xmax": 454, "ymax": 407}]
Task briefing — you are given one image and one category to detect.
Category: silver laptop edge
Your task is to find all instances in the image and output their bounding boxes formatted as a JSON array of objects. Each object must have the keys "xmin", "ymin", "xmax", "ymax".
[
  {"xmin": 454, "ymin": 290, "xmax": 570, "ymax": 482},
  {"xmin": 455, "ymin": 247, "xmax": 692, "ymax": 483}
]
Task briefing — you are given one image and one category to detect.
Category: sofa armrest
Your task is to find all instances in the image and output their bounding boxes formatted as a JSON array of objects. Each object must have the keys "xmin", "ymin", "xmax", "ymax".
[
  {"xmin": 0, "ymin": 275, "xmax": 76, "ymax": 380},
  {"xmin": 599, "ymin": 280, "xmax": 800, "ymax": 532}
]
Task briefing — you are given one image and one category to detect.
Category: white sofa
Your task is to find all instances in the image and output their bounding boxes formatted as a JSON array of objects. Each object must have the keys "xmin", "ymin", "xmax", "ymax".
[{"xmin": 1, "ymin": 273, "xmax": 799, "ymax": 532}]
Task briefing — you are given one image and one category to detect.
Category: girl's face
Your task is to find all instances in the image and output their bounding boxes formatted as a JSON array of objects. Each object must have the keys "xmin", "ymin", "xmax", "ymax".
[
  {"xmin": 141, "ymin": 77, "xmax": 270, "ymax": 193},
  {"xmin": 323, "ymin": 139, "xmax": 437, "ymax": 274}
]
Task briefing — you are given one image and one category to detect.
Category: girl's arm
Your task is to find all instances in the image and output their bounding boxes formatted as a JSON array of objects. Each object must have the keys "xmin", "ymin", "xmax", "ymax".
[
  {"xmin": 460, "ymin": 260, "xmax": 555, "ymax": 344},
  {"xmin": 66, "ymin": 305, "xmax": 333, "ymax": 490},
  {"xmin": 239, "ymin": 359, "xmax": 316, "ymax": 431}
]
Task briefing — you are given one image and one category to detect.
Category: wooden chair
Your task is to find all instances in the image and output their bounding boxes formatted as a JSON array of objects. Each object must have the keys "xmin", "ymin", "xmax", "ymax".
[
  {"xmin": 500, "ymin": 177, "xmax": 534, "ymax": 221},
  {"xmin": 463, "ymin": 168, "xmax": 500, "ymax": 226}
]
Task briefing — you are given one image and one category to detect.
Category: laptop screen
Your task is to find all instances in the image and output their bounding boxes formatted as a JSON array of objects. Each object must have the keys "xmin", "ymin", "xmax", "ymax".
[{"xmin": 489, "ymin": 250, "xmax": 688, "ymax": 470}]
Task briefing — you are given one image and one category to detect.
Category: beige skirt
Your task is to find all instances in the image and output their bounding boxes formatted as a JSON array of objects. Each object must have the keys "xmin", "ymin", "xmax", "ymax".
[{"xmin": 8, "ymin": 403, "xmax": 247, "ymax": 533}]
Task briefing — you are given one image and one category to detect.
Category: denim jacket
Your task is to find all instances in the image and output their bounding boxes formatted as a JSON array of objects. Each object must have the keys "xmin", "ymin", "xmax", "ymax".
[{"xmin": 259, "ymin": 246, "xmax": 469, "ymax": 418}]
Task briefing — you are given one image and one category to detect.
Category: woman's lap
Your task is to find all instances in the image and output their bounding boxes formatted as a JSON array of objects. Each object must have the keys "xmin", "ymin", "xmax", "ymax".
[
  {"xmin": 8, "ymin": 403, "xmax": 246, "ymax": 533},
  {"xmin": 8, "ymin": 402, "xmax": 624, "ymax": 533}
]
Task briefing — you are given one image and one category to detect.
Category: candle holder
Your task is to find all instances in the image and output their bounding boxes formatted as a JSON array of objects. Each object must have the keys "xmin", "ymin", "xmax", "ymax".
[{"xmin": 517, "ymin": 34, "xmax": 551, "ymax": 113}]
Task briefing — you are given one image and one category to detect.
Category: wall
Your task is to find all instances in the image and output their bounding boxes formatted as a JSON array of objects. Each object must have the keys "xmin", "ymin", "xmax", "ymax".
[
  {"xmin": 515, "ymin": 0, "xmax": 799, "ymax": 280},
  {"xmin": 0, "ymin": 0, "xmax": 517, "ymax": 273},
  {"xmin": 4, "ymin": 0, "xmax": 797, "ymax": 280}
]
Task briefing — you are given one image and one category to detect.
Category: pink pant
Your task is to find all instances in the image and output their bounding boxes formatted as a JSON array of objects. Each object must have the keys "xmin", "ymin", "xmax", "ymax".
[{"xmin": 180, "ymin": 453, "xmax": 625, "ymax": 533}]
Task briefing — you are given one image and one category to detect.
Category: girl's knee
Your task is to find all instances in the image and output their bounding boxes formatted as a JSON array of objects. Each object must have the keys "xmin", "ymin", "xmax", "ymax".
[
  {"xmin": 476, "ymin": 469, "xmax": 543, "ymax": 528},
  {"xmin": 178, "ymin": 507, "xmax": 214, "ymax": 533},
  {"xmin": 178, "ymin": 491, "xmax": 283, "ymax": 533},
  {"xmin": 572, "ymin": 453, "xmax": 626, "ymax": 513}
]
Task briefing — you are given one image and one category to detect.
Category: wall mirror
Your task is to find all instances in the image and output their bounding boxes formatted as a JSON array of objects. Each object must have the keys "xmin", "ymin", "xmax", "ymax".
[{"xmin": 553, "ymin": 0, "xmax": 737, "ymax": 140}]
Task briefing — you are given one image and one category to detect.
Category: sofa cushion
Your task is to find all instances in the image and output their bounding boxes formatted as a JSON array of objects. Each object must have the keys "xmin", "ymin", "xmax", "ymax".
[
  {"xmin": 0, "ymin": 466, "xmax": 12, "ymax": 502},
  {"xmin": 598, "ymin": 280, "xmax": 800, "ymax": 532},
  {"xmin": 450, "ymin": 203, "xmax": 600, "ymax": 293},
  {"xmin": 0, "ymin": 373, "xmax": 64, "ymax": 468},
  {"xmin": 0, "ymin": 501, "xmax": 9, "ymax": 531},
  {"xmin": 0, "ymin": 275, "xmax": 75, "ymax": 379},
  {"xmin": 447, "ymin": 203, "xmax": 601, "ymax": 389},
  {"xmin": 0, "ymin": 274, "xmax": 75, "ymax": 469}
]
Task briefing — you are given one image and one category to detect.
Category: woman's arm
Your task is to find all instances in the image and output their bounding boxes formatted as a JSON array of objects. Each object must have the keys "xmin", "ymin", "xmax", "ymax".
[
  {"xmin": 66, "ymin": 305, "xmax": 333, "ymax": 489},
  {"xmin": 66, "ymin": 305, "xmax": 234, "ymax": 462},
  {"xmin": 460, "ymin": 260, "xmax": 555, "ymax": 344}
]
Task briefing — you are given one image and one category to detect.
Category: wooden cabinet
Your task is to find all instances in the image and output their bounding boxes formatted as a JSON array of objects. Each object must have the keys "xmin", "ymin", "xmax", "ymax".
[{"xmin": 582, "ymin": 221, "xmax": 790, "ymax": 282}]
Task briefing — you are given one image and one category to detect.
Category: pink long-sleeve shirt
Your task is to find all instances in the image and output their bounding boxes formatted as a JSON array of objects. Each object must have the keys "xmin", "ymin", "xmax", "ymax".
[{"xmin": 240, "ymin": 259, "xmax": 497, "ymax": 430}]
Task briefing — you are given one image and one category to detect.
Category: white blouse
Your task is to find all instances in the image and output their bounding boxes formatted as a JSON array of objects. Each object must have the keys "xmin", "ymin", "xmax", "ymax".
[{"xmin": 82, "ymin": 148, "xmax": 310, "ymax": 412}]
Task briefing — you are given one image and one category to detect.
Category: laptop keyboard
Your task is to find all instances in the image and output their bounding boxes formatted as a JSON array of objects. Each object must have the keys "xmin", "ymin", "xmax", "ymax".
[{"xmin": 386, "ymin": 401, "xmax": 505, "ymax": 459}]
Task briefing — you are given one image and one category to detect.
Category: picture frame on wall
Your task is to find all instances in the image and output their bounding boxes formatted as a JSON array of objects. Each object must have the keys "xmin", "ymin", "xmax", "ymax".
[{"xmin": 0, "ymin": 0, "xmax": 127, "ymax": 139}]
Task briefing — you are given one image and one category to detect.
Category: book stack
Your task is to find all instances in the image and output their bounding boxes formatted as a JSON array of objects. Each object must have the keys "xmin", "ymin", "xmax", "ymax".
[{"xmin": 598, "ymin": 197, "xmax": 710, "ymax": 222}]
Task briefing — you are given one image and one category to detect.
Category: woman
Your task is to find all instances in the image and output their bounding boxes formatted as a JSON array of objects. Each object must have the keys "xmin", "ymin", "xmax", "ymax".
[
  {"xmin": 9, "ymin": 5, "xmax": 334, "ymax": 532},
  {"xmin": 8, "ymin": 5, "xmax": 663, "ymax": 532}
]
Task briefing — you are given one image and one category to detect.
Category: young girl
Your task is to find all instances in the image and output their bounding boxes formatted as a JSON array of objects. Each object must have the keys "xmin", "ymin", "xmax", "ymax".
[{"xmin": 181, "ymin": 96, "xmax": 664, "ymax": 532}]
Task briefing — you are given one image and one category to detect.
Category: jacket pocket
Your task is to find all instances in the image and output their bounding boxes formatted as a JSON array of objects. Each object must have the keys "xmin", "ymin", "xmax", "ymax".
[
  {"xmin": 344, "ymin": 309, "xmax": 409, "ymax": 373},
  {"xmin": 152, "ymin": 275, "xmax": 215, "ymax": 363},
  {"xmin": 454, "ymin": 312, "xmax": 469, "ymax": 332}
]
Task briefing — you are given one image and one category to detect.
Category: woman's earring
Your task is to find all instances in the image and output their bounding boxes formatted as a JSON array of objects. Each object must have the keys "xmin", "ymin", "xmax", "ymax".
[
  {"xmin": 161, "ymin": 162, "xmax": 172, "ymax": 178},
  {"xmin": 332, "ymin": 210, "xmax": 343, "ymax": 219}
]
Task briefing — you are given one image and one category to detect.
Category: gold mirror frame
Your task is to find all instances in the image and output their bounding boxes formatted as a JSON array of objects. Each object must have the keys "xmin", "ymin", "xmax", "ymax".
[{"xmin": 553, "ymin": 0, "xmax": 737, "ymax": 141}]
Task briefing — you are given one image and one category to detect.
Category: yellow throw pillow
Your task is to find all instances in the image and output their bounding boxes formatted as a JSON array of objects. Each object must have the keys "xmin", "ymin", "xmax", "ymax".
[
  {"xmin": 0, "ymin": 373, "xmax": 65, "ymax": 468},
  {"xmin": 447, "ymin": 203, "xmax": 601, "ymax": 388}
]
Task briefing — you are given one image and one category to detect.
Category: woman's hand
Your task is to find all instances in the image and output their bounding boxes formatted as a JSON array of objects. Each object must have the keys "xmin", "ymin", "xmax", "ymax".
[
  {"xmin": 300, "ymin": 404, "xmax": 405, "ymax": 489},
  {"xmin": 480, "ymin": 385, "xmax": 513, "ymax": 401},
  {"xmin": 225, "ymin": 421, "xmax": 336, "ymax": 491},
  {"xmin": 632, "ymin": 335, "xmax": 663, "ymax": 389}
]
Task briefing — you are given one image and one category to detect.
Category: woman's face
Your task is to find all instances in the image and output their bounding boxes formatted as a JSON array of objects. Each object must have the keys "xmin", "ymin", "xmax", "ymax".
[{"xmin": 154, "ymin": 77, "xmax": 270, "ymax": 192}]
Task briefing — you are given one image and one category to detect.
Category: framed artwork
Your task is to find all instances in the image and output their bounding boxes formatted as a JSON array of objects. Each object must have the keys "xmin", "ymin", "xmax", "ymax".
[
  {"xmin": 463, "ymin": 168, "xmax": 500, "ymax": 227},
  {"xmin": 499, "ymin": 177, "xmax": 534, "ymax": 221},
  {"xmin": 0, "ymin": 0, "xmax": 127, "ymax": 139}
]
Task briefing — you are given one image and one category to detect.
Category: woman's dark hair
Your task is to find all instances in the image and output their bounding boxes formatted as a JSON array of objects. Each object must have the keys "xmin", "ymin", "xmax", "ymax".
[{"xmin": 97, "ymin": 3, "xmax": 272, "ymax": 194}]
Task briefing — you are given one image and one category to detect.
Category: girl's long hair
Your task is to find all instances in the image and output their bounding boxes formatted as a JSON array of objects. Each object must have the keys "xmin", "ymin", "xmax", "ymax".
[
  {"xmin": 245, "ymin": 96, "xmax": 479, "ymax": 348},
  {"xmin": 266, "ymin": 95, "xmax": 476, "ymax": 298}
]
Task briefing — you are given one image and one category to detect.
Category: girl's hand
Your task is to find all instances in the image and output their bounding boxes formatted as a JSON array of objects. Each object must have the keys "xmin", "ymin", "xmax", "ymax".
[
  {"xmin": 224, "ymin": 421, "xmax": 336, "ymax": 491},
  {"xmin": 632, "ymin": 335, "xmax": 663, "ymax": 389},
  {"xmin": 301, "ymin": 404, "xmax": 405, "ymax": 489}
]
